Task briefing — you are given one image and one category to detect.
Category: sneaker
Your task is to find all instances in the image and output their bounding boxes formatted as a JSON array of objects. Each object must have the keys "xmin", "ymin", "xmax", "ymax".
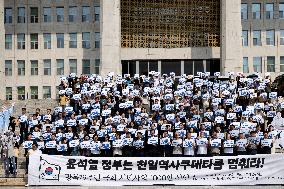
[{"xmin": 25, "ymin": 184, "xmax": 29, "ymax": 187}]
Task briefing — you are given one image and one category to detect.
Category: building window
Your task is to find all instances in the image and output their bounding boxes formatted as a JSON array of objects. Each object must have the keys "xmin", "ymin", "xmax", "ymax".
[
  {"xmin": 43, "ymin": 33, "xmax": 51, "ymax": 49},
  {"xmin": 95, "ymin": 59, "xmax": 100, "ymax": 74},
  {"xmin": 95, "ymin": 32, "xmax": 100, "ymax": 48},
  {"xmin": 18, "ymin": 7, "xmax": 25, "ymax": 23},
  {"xmin": 281, "ymin": 56, "xmax": 284, "ymax": 72},
  {"xmin": 6, "ymin": 87, "xmax": 12, "ymax": 100},
  {"xmin": 82, "ymin": 32, "xmax": 90, "ymax": 49},
  {"xmin": 43, "ymin": 7, "xmax": 52, "ymax": 22},
  {"xmin": 69, "ymin": 6, "xmax": 77, "ymax": 22},
  {"xmin": 265, "ymin": 3, "xmax": 274, "ymax": 19},
  {"xmin": 267, "ymin": 56, "xmax": 275, "ymax": 72},
  {"xmin": 56, "ymin": 7, "xmax": 64, "ymax": 22},
  {"xmin": 280, "ymin": 30, "xmax": 284, "ymax": 45},
  {"xmin": 252, "ymin": 4, "xmax": 261, "ymax": 19},
  {"xmin": 82, "ymin": 6, "xmax": 90, "ymax": 22},
  {"xmin": 57, "ymin": 33, "xmax": 64, "ymax": 48},
  {"xmin": 30, "ymin": 86, "xmax": 38, "ymax": 99},
  {"xmin": 17, "ymin": 33, "xmax": 25, "ymax": 49},
  {"xmin": 17, "ymin": 60, "xmax": 25, "ymax": 76},
  {"xmin": 30, "ymin": 7, "xmax": 38, "ymax": 23},
  {"xmin": 17, "ymin": 86, "xmax": 25, "ymax": 100},
  {"xmin": 30, "ymin": 33, "xmax": 38, "ymax": 49},
  {"xmin": 253, "ymin": 30, "xmax": 261, "ymax": 46},
  {"xmin": 57, "ymin": 59, "xmax": 64, "ymax": 75},
  {"xmin": 4, "ymin": 8, "xmax": 12, "ymax": 23},
  {"xmin": 44, "ymin": 59, "xmax": 51, "ymax": 75},
  {"xmin": 253, "ymin": 57, "xmax": 262, "ymax": 73},
  {"xmin": 280, "ymin": 3, "xmax": 284, "ymax": 19},
  {"xmin": 241, "ymin": 4, "xmax": 248, "ymax": 20},
  {"xmin": 5, "ymin": 34, "xmax": 12, "ymax": 49},
  {"xmin": 243, "ymin": 57, "xmax": 249, "ymax": 73},
  {"xmin": 43, "ymin": 86, "xmax": 51, "ymax": 99},
  {"xmin": 266, "ymin": 30, "xmax": 274, "ymax": 45},
  {"xmin": 82, "ymin": 59, "xmax": 90, "ymax": 74},
  {"xmin": 69, "ymin": 59, "xmax": 77, "ymax": 74},
  {"xmin": 242, "ymin": 30, "xmax": 248, "ymax": 46},
  {"xmin": 69, "ymin": 33, "xmax": 77, "ymax": 48},
  {"xmin": 31, "ymin": 60, "xmax": 38, "ymax": 75},
  {"xmin": 94, "ymin": 6, "xmax": 100, "ymax": 21},
  {"xmin": 5, "ymin": 60, "xmax": 12, "ymax": 76}
]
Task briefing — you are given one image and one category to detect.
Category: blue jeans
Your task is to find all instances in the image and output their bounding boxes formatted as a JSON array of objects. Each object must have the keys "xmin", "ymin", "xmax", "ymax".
[{"xmin": 4, "ymin": 157, "xmax": 16, "ymax": 176}]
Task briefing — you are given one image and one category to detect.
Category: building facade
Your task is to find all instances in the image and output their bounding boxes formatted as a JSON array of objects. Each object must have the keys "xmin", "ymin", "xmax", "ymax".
[
  {"xmin": 1, "ymin": 0, "xmax": 283, "ymax": 100},
  {"xmin": 241, "ymin": 0, "xmax": 284, "ymax": 76}
]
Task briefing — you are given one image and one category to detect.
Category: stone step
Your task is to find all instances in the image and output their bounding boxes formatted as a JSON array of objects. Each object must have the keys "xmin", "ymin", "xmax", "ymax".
[
  {"xmin": 0, "ymin": 165, "xmax": 26, "ymax": 169},
  {"xmin": 0, "ymin": 158, "xmax": 26, "ymax": 162},
  {"xmin": 0, "ymin": 169, "xmax": 26, "ymax": 174},
  {"xmin": 0, "ymin": 173, "xmax": 26, "ymax": 178},
  {"xmin": 0, "ymin": 177, "xmax": 27, "ymax": 186}
]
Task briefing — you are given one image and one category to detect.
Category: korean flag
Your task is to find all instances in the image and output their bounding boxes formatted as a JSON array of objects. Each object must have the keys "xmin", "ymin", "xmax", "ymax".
[{"xmin": 39, "ymin": 157, "xmax": 61, "ymax": 181}]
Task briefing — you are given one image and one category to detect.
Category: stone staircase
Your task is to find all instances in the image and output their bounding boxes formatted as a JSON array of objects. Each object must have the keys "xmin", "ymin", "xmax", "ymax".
[
  {"xmin": 0, "ymin": 148, "xmax": 27, "ymax": 186},
  {"xmin": 0, "ymin": 99, "xmax": 58, "ymax": 116}
]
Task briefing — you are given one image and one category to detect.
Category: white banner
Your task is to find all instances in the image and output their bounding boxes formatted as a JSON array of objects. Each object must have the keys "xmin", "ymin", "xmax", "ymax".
[{"xmin": 29, "ymin": 153, "xmax": 284, "ymax": 186}]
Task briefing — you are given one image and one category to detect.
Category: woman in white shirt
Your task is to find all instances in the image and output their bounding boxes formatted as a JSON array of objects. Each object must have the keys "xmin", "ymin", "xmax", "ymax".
[
  {"xmin": 223, "ymin": 133, "xmax": 235, "ymax": 156},
  {"xmin": 113, "ymin": 133, "xmax": 123, "ymax": 156},
  {"xmin": 172, "ymin": 133, "xmax": 183, "ymax": 157},
  {"xmin": 183, "ymin": 132, "xmax": 196, "ymax": 157},
  {"xmin": 196, "ymin": 132, "xmax": 208, "ymax": 157},
  {"xmin": 90, "ymin": 135, "xmax": 101, "ymax": 157}
]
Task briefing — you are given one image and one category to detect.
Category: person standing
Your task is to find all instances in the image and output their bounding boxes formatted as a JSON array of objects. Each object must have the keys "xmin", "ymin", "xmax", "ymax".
[
  {"xmin": 19, "ymin": 108, "xmax": 28, "ymax": 144},
  {"xmin": 2, "ymin": 131, "xmax": 16, "ymax": 177},
  {"xmin": 0, "ymin": 103, "xmax": 15, "ymax": 134},
  {"xmin": 26, "ymin": 143, "xmax": 42, "ymax": 174}
]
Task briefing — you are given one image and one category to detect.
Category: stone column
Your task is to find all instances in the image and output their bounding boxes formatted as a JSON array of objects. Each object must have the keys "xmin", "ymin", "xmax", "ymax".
[
  {"xmin": 221, "ymin": 0, "xmax": 243, "ymax": 75},
  {"xmin": 100, "ymin": 0, "xmax": 121, "ymax": 76}
]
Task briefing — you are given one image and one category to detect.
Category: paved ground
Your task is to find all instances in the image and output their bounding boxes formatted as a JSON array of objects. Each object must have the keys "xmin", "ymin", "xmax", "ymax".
[{"xmin": 1, "ymin": 186, "xmax": 283, "ymax": 189}]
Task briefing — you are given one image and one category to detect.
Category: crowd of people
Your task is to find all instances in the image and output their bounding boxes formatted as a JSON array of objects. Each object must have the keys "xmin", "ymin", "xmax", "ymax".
[{"xmin": 1, "ymin": 71, "xmax": 284, "ymax": 177}]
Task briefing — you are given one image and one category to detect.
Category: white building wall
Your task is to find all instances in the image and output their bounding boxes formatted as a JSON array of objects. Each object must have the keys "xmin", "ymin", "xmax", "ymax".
[
  {"xmin": 100, "ymin": 0, "xmax": 121, "ymax": 76},
  {"xmin": 221, "ymin": 0, "xmax": 243, "ymax": 75},
  {"xmin": 3, "ymin": 0, "xmax": 100, "ymax": 100},
  {"xmin": 121, "ymin": 47, "xmax": 220, "ymax": 60}
]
